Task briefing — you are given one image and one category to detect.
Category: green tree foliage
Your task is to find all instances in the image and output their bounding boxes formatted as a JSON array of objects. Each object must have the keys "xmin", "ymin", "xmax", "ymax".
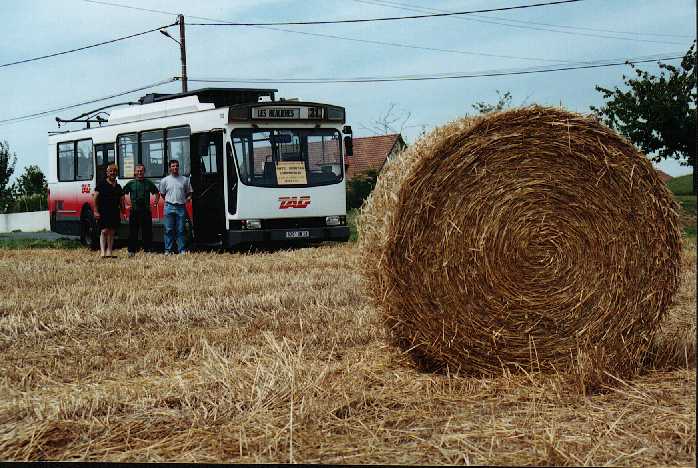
[
  {"xmin": 15, "ymin": 164, "xmax": 47, "ymax": 197},
  {"xmin": 346, "ymin": 169, "xmax": 379, "ymax": 210},
  {"xmin": 591, "ymin": 43, "xmax": 696, "ymax": 192},
  {"xmin": 0, "ymin": 140, "xmax": 17, "ymax": 213}
]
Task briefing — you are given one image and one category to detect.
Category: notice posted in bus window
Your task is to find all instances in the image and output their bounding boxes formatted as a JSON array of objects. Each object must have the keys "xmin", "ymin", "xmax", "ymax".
[
  {"xmin": 276, "ymin": 161, "xmax": 307, "ymax": 185},
  {"xmin": 123, "ymin": 157, "xmax": 135, "ymax": 178}
]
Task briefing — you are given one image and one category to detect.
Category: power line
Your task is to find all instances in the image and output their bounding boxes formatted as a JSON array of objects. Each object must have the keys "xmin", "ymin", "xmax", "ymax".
[
  {"xmin": 225, "ymin": 26, "xmax": 587, "ymax": 65},
  {"xmin": 76, "ymin": 0, "xmax": 598, "ymax": 66},
  {"xmin": 0, "ymin": 78, "xmax": 177, "ymax": 126},
  {"xmin": 0, "ymin": 22, "xmax": 177, "ymax": 69},
  {"xmin": 186, "ymin": 55, "xmax": 683, "ymax": 84},
  {"xmin": 187, "ymin": 0, "xmax": 585, "ymax": 26},
  {"xmin": 351, "ymin": 0, "xmax": 687, "ymax": 45},
  {"xmin": 81, "ymin": 0, "xmax": 178, "ymax": 16},
  {"xmin": 357, "ymin": 0, "xmax": 692, "ymax": 39}
]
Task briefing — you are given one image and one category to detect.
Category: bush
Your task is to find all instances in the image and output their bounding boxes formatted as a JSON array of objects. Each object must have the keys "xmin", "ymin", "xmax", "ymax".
[
  {"xmin": 346, "ymin": 169, "xmax": 379, "ymax": 210},
  {"xmin": 8, "ymin": 193, "xmax": 48, "ymax": 213},
  {"xmin": 667, "ymin": 174, "xmax": 694, "ymax": 196}
]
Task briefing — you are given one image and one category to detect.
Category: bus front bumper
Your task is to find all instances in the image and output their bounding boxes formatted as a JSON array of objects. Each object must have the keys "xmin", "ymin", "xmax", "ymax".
[{"xmin": 225, "ymin": 226, "xmax": 350, "ymax": 247}]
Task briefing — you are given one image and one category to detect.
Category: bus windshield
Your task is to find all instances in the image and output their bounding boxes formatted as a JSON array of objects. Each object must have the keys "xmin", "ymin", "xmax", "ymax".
[{"xmin": 232, "ymin": 129, "xmax": 343, "ymax": 187}]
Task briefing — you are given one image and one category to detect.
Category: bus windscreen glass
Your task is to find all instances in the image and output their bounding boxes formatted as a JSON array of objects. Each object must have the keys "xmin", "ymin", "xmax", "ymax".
[{"xmin": 232, "ymin": 129, "xmax": 342, "ymax": 187}]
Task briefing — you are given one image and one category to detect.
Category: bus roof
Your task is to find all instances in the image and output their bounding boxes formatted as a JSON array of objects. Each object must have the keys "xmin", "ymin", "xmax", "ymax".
[{"xmin": 138, "ymin": 87, "xmax": 278, "ymax": 108}]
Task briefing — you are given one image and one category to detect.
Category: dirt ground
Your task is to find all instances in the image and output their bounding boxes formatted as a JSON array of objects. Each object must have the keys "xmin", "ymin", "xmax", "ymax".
[{"xmin": 0, "ymin": 242, "xmax": 695, "ymax": 465}]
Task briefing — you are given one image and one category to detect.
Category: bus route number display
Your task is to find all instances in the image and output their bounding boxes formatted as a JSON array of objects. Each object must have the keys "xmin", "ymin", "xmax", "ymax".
[
  {"xmin": 276, "ymin": 161, "xmax": 307, "ymax": 185},
  {"xmin": 252, "ymin": 106, "xmax": 324, "ymax": 120}
]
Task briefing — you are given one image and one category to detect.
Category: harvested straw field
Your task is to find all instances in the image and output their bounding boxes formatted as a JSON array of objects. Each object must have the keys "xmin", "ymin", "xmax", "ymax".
[
  {"xmin": 359, "ymin": 106, "xmax": 683, "ymax": 380},
  {"xmin": 0, "ymin": 242, "xmax": 695, "ymax": 465}
]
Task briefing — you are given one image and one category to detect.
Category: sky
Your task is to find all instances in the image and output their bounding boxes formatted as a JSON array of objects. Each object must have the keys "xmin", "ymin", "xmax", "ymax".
[{"xmin": 0, "ymin": 0, "xmax": 695, "ymax": 179}]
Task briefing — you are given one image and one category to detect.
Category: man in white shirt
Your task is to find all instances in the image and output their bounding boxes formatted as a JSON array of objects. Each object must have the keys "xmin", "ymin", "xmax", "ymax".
[{"xmin": 158, "ymin": 160, "xmax": 193, "ymax": 254}]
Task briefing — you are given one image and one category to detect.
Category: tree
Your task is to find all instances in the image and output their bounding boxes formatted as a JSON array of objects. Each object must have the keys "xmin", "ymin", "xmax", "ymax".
[
  {"xmin": 15, "ymin": 165, "xmax": 47, "ymax": 197},
  {"xmin": 0, "ymin": 140, "xmax": 17, "ymax": 213},
  {"xmin": 472, "ymin": 90, "xmax": 513, "ymax": 114},
  {"xmin": 591, "ymin": 43, "xmax": 696, "ymax": 193},
  {"xmin": 361, "ymin": 103, "xmax": 412, "ymax": 135}
]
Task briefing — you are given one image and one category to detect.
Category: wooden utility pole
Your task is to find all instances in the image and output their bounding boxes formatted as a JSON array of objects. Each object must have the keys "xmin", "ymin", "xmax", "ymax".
[{"xmin": 179, "ymin": 14, "xmax": 188, "ymax": 93}]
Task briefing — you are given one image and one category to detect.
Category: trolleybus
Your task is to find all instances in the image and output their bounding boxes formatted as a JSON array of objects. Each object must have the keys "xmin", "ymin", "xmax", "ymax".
[{"xmin": 48, "ymin": 88, "xmax": 353, "ymax": 250}]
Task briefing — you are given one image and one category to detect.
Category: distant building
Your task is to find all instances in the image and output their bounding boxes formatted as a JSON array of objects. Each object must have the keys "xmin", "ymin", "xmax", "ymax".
[{"xmin": 345, "ymin": 133, "xmax": 407, "ymax": 180}]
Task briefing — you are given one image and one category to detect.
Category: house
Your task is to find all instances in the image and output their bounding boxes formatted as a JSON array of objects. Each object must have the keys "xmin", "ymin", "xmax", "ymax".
[
  {"xmin": 345, "ymin": 133, "xmax": 407, "ymax": 180},
  {"xmin": 656, "ymin": 170, "xmax": 672, "ymax": 183}
]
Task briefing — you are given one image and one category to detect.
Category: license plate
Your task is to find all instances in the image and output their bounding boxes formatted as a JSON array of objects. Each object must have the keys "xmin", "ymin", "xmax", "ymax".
[{"xmin": 286, "ymin": 230, "xmax": 310, "ymax": 239}]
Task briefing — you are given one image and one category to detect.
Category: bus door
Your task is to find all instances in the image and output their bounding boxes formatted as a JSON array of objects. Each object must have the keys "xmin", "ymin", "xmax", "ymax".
[
  {"xmin": 190, "ymin": 131, "xmax": 225, "ymax": 244},
  {"xmin": 95, "ymin": 143, "xmax": 115, "ymax": 185}
]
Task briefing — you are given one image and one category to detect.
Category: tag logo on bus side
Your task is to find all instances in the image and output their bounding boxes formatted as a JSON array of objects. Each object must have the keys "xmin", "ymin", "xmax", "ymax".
[
  {"xmin": 81, "ymin": 184, "xmax": 91, "ymax": 194},
  {"xmin": 278, "ymin": 196, "xmax": 311, "ymax": 209}
]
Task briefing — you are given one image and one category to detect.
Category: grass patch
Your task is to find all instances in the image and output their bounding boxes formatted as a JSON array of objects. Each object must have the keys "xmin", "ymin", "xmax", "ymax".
[
  {"xmin": 347, "ymin": 208, "xmax": 359, "ymax": 242},
  {"xmin": 667, "ymin": 174, "xmax": 694, "ymax": 196},
  {"xmin": 676, "ymin": 194, "xmax": 696, "ymax": 214},
  {"xmin": 0, "ymin": 237, "xmax": 82, "ymax": 250}
]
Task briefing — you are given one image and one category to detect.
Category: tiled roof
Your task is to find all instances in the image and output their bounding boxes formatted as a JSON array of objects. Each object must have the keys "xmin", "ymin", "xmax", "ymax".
[
  {"xmin": 346, "ymin": 133, "xmax": 404, "ymax": 179},
  {"xmin": 656, "ymin": 170, "xmax": 673, "ymax": 183}
]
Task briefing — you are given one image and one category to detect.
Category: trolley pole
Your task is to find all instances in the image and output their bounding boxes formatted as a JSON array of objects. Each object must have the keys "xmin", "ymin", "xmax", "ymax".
[{"xmin": 179, "ymin": 14, "xmax": 188, "ymax": 93}]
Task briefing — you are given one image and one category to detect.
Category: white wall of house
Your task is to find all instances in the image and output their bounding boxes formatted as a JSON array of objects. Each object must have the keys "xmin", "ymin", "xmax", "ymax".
[{"xmin": 0, "ymin": 211, "xmax": 50, "ymax": 233}]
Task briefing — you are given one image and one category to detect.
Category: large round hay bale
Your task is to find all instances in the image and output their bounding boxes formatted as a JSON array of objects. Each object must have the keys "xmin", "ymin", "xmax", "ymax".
[{"xmin": 358, "ymin": 106, "xmax": 682, "ymax": 377}]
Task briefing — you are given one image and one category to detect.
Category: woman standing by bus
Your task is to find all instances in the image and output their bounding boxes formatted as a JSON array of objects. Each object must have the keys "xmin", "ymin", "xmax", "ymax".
[{"xmin": 93, "ymin": 163, "xmax": 124, "ymax": 258}]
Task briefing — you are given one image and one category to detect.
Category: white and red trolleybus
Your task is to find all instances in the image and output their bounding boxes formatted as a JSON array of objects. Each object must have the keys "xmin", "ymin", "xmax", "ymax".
[{"xmin": 48, "ymin": 88, "xmax": 353, "ymax": 249}]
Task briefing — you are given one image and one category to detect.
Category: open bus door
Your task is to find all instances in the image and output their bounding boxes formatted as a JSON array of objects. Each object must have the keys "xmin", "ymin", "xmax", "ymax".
[{"xmin": 190, "ymin": 131, "xmax": 225, "ymax": 245}]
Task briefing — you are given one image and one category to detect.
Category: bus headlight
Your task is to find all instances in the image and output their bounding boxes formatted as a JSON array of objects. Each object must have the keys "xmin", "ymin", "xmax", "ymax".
[
  {"xmin": 242, "ymin": 219, "xmax": 262, "ymax": 229},
  {"xmin": 326, "ymin": 215, "xmax": 342, "ymax": 226}
]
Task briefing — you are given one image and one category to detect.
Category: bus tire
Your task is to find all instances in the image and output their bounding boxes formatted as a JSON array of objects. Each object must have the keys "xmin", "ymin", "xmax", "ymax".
[{"xmin": 80, "ymin": 208, "xmax": 99, "ymax": 250}]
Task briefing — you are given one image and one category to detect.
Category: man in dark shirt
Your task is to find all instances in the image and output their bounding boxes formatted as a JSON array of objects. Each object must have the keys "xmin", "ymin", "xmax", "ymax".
[{"xmin": 123, "ymin": 164, "xmax": 160, "ymax": 257}]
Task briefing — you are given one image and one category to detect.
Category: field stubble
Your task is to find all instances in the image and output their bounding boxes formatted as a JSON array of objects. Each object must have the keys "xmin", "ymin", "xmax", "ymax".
[{"xmin": 0, "ymin": 243, "xmax": 695, "ymax": 465}]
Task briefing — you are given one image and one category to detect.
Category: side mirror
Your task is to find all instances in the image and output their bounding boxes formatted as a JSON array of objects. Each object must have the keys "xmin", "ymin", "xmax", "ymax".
[{"xmin": 344, "ymin": 135, "xmax": 353, "ymax": 157}]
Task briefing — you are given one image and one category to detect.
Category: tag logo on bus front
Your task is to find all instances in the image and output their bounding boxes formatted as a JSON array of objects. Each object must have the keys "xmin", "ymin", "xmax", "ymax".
[{"xmin": 278, "ymin": 196, "xmax": 311, "ymax": 209}]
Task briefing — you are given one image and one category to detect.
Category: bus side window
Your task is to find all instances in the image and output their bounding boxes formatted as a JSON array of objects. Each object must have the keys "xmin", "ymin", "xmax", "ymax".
[
  {"xmin": 141, "ymin": 130, "xmax": 165, "ymax": 177},
  {"xmin": 58, "ymin": 142, "xmax": 74, "ymax": 181},
  {"xmin": 76, "ymin": 139, "xmax": 93, "ymax": 181},
  {"xmin": 118, "ymin": 133, "xmax": 137, "ymax": 179},
  {"xmin": 167, "ymin": 126, "xmax": 191, "ymax": 176}
]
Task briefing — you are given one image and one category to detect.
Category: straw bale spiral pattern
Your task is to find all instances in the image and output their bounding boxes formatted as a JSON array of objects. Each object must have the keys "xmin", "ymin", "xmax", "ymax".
[{"xmin": 359, "ymin": 106, "xmax": 682, "ymax": 376}]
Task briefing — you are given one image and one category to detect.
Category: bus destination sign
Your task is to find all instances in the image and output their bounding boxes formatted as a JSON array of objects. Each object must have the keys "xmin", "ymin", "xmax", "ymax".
[{"xmin": 252, "ymin": 106, "xmax": 324, "ymax": 120}]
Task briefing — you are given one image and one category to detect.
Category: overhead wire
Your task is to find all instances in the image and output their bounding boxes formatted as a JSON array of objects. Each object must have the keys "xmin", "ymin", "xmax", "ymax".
[
  {"xmin": 0, "ymin": 78, "xmax": 177, "ymax": 126},
  {"xmin": 355, "ymin": 0, "xmax": 692, "ymax": 39},
  {"xmin": 76, "ymin": 0, "xmax": 636, "ymax": 66},
  {"xmin": 186, "ymin": 0, "xmax": 585, "ymax": 25},
  {"xmin": 0, "ymin": 22, "xmax": 178, "ymax": 69},
  {"xmin": 186, "ymin": 54, "xmax": 683, "ymax": 84},
  {"xmin": 350, "ymin": 0, "xmax": 688, "ymax": 45}
]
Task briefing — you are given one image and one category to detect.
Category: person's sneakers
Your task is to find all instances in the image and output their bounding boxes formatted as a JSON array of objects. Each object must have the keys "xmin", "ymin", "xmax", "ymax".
[
  {"xmin": 127, "ymin": 251, "xmax": 135, "ymax": 258},
  {"xmin": 164, "ymin": 251, "xmax": 173, "ymax": 256},
  {"xmin": 178, "ymin": 250, "xmax": 189, "ymax": 255}
]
